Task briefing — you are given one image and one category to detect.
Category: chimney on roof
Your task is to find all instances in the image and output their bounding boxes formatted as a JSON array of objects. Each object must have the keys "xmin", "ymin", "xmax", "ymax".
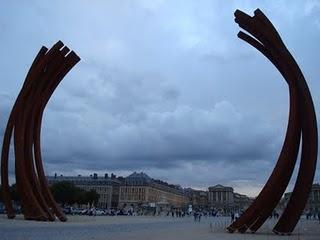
[
  {"xmin": 111, "ymin": 173, "xmax": 116, "ymax": 179},
  {"xmin": 104, "ymin": 173, "xmax": 108, "ymax": 179},
  {"xmin": 54, "ymin": 173, "xmax": 57, "ymax": 178},
  {"xmin": 93, "ymin": 173, "xmax": 98, "ymax": 179}
]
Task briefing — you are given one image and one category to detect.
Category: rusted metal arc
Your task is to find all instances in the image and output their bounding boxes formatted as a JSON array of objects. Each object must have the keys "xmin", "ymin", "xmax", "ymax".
[
  {"xmin": 227, "ymin": 9, "xmax": 302, "ymax": 233},
  {"xmin": 22, "ymin": 45, "xmax": 66, "ymax": 220},
  {"xmin": 13, "ymin": 45, "xmax": 61, "ymax": 220},
  {"xmin": 26, "ymin": 45, "xmax": 72, "ymax": 221},
  {"xmin": 239, "ymin": 10, "xmax": 317, "ymax": 234},
  {"xmin": 237, "ymin": 10, "xmax": 303, "ymax": 233},
  {"xmin": 23, "ymin": 43, "xmax": 79, "ymax": 220},
  {"xmin": 1, "ymin": 47, "xmax": 48, "ymax": 219},
  {"xmin": 31, "ymin": 43, "xmax": 79, "ymax": 221},
  {"xmin": 1, "ymin": 41, "xmax": 80, "ymax": 221},
  {"xmin": 31, "ymin": 59, "xmax": 67, "ymax": 221},
  {"xmin": 273, "ymin": 52, "xmax": 318, "ymax": 234},
  {"xmin": 228, "ymin": 9, "xmax": 317, "ymax": 234},
  {"xmin": 14, "ymin": 56, "xmax": 48, "ymax": 220},
  {"xmin": 32, "ymin": 50, "xmax": 80, "ymax": 221},
  {"xmin": 31, "ymin": 43, "xmax": 76, "ymax": 221}
]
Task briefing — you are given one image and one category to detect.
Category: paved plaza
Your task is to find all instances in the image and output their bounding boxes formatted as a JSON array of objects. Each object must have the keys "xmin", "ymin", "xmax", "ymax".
[{"xmin": 1, "ymin": 215, "xmax": 320, "ymax": 240}]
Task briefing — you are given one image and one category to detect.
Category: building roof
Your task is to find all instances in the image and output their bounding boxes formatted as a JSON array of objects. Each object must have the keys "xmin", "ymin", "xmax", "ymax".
[
  {"xmin": 208, "ymin": 184, "xmax": 234, "ymax": 191},
  {"xmin": 126, "ymin": 172, "xmax": 152, "ymax": 180},
  {"xmin": 124, "ymin": 172, "xmax": 185, "ymax": 196},
  {"xmin": 47, "ymin": 174, "xmax": 122, "ymax": 186},
  {"xmin": 124, "ymin": 172, "xmax": 152, "ymax": 185}
]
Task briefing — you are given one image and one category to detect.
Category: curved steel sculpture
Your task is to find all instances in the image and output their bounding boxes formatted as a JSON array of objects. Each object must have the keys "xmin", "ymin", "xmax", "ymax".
[
  {"xmin": 227, "ymin": 9, "xmax": 318, "ymax": 235},
  {"xmin": 1, "ymin": 41, "xmax": 80, "ymax": 221}
]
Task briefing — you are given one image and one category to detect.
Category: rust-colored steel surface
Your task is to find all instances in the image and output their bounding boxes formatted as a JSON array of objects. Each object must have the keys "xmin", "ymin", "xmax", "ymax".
[
  {"xmin": 1, "ymin": 41, "xmax": 80, "ymax": 221},
  {"xmin": 227, "ymin": 9, "xmax": 318, "ymax": 235}
]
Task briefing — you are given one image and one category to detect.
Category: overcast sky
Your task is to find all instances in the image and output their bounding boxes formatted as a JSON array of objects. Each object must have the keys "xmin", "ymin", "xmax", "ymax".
[{"xmin": 1, "ymin": 0, "xmax": 320, "ymax": 197}]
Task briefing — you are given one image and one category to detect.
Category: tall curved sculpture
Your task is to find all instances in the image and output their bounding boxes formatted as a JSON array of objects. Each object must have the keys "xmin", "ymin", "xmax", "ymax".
[
  {"xmin": 227, "ymin": 9, "xmax": 317, "ymax": 235},
  {"xmin": 1, "ymin": 41, "xmax": 80, "ymax": 221}
]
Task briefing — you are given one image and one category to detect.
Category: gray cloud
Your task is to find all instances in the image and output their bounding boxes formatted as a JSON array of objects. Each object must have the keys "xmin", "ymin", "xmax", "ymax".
[{"xmin": 42, "ymin": 99, "xmax": 279, "ymax": 167}]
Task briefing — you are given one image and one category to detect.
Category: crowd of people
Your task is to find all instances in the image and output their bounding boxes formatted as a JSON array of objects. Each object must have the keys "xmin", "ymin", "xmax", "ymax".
[
  {"xmin": 306, "ymin": 211, "xmax": 320, "ymax": 222},
  {"xmin": 229, "ymin": 210, "xmax": 320, "ymax": 223},
  {"xmin": 61, "ymin": 205, "xmax": 320, "ymax": 224}
]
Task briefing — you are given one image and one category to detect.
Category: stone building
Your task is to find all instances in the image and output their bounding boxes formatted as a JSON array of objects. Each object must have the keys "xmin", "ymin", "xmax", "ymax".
[
  {"xmin": 47, "ymin": 173, "xmax": 122, "ymax": 209},
  {"xmin": 184, "ymin": 188, "xmax": 208, "ymax": 209},
  {"xmin": 233, "ymin": 192, "xmax": 253, "ymax": 212},
  {"xmin": 306, "ymin": 183, "xmax": 320, "ymax": 212},
  {"xmin": 118, "ymin": 172, "xmax": 188, "ymax": 210},
  {"xmin": 208, "ymin": 184, "xmax": 252, "ymax": 213},
  {"xmin": 208, "ymin": 184, "xmax": 234, "ymax": 213}
]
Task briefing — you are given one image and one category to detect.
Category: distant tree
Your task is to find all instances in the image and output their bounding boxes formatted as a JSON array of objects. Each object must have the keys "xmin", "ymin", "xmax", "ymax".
[
  {"xmin": 75, "ymin": 189, "xmax": 87, "ymax": 205},
  {"xmin": 50, "ymin": 182, "xmax": 100, "ymax": 206},
  {"xmin": 84, "ymin": 189, "xmax": 99, "ymax": 206},
  {"xmin": 50, "ymin": 181, "xmax": 80, "ymax": 206}
]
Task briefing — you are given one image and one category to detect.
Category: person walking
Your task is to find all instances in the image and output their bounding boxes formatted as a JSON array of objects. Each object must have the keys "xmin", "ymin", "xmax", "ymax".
[
  {"xmin": 235, "ymin": 212, "xmax": 239, "ymax": 221},
  {"xmin": 231, "ymin": 212, "xmax": 235, "ymax": 222},
  {"xmin": 193, "ymin": 212, "xmax": 198, "ymax": 222}
]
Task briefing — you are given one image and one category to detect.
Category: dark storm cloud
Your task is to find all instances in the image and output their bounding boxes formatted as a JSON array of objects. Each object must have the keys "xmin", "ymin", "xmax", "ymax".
[
  {"xmin": 1, "ymin": 0, "xmax": 320, "ymax": 196},
  {"xmin": 34, "ymin": 59, "xmax": 280, "ymax": 171}
]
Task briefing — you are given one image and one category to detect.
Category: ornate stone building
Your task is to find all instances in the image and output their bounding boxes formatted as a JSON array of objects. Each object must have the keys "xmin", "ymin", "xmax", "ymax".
[
  {"xmin": 119, "ymin": 172, "xmax": 188, "ymax": 209},
  {"xmin": 47, "ymin": 173, "xmax": 122, "ymax": 209},
  {"xmin": 208, "ymin": 184, "xmax": 252, "ymax": 213},
  {"xmin": 208, "ymin": 184, "xmax": 234, "ymax": 213}
]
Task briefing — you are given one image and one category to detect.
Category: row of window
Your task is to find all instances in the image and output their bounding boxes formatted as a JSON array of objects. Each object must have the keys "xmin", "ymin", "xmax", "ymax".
[
  {"xmin": 120, "ymin": 187, "xmax": 146, "ymax": 193},
  {"xmin": 50, "ymin": 180, "xmax": 114, "ymax": 186},
  {"xmin": 119, "ymin": 187, "xmax": 187, "ymax": 204},
  {"xmin": 119, "ymin": 193, "xmax": 146, "ymax": 201},
  {"xmin": 78, "ymin": 185, "xmax": 112, "ymax": 193}
]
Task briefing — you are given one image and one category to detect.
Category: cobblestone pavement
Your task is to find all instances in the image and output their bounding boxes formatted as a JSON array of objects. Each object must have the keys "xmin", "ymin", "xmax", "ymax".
[{"xmin": 1, "ymin": 215, "xmax": 319, "ymax": 240}]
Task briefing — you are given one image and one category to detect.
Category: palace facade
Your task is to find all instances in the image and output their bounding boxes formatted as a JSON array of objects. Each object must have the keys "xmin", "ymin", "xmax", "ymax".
[
  {"xmin": 119, "ymin": 172, "xmax": 188, "ymax": 209},
  {"xmin": 47, "ymin": 173, "xmax": 255, "ymax": 212}
]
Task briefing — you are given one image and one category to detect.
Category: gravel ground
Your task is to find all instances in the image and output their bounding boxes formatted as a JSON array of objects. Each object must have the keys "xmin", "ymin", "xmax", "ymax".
[{"xmin": 0, "ymin": 215, "xmax": 319, "ymax": 240}]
